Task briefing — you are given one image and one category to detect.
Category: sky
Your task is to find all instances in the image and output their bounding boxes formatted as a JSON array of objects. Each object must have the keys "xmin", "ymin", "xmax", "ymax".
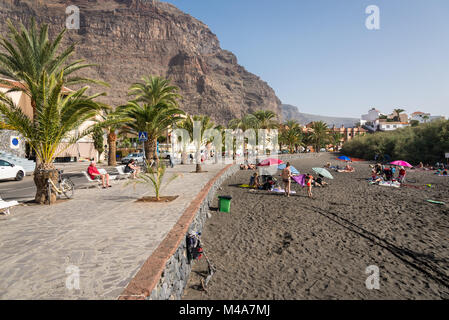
[{"xmin": 165, "ymin": 0, "xmax": 449, "ymax": 118}]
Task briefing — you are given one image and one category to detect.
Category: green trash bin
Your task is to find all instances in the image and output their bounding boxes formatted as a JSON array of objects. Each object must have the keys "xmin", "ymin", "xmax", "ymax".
[{"xmin": 218, "ymin": 195, "xmax": 232, "ymax": 213}]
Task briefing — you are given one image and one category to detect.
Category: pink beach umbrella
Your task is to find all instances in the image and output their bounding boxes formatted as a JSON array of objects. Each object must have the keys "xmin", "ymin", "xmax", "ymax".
[
  {"xmin": 257, "ymin": 158, "xmax": 284, "ymax": 166},
  {"xmin": 390, "ymin": 160, "xmax": 413, "ymax": 168}
]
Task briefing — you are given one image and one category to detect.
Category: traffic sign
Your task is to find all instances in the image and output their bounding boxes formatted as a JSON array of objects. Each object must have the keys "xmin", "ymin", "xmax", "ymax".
[
  {"xmin": 10, "ymin": 136, "xmax": 20, "ymax": 149},
  {"xmin": 138, "ymin": 131, "xmax": 148, "ymax": 142},
  {"xmin": 445, "ymin": 152, "xmax": 449, "ymax": 159}
]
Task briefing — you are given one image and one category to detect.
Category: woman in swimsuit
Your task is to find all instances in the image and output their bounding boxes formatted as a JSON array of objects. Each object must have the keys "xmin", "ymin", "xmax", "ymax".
[{"xmin": 281, "ymin": 162, "xmax": 292, "ymax": 197}]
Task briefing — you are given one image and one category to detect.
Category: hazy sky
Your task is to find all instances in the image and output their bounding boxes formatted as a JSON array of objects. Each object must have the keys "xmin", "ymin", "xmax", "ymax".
[{"xmin": 166, "ymin": 0, "xmax": 449, "ymax": 118}]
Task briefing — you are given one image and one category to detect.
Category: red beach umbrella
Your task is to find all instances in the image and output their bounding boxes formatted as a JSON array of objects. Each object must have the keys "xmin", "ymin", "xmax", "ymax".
[{"xmin": 257, "ymin": 158, "xmax": 284, "ymax": 166}]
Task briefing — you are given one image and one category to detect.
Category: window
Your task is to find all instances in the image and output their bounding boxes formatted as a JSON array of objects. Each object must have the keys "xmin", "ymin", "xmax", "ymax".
[{"xmin": 0, "ymin": 160, "xmax": 10, "ymax": 166}]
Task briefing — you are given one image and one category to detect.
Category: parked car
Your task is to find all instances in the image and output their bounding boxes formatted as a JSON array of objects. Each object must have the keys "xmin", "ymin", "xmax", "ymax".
[
  {"xmin": 0, "ymin": 159, "xmax": 25, "ymax": 181},
  {"xmin": 121, "ymin": 153, "xmax": 144, "ymax": 164}
]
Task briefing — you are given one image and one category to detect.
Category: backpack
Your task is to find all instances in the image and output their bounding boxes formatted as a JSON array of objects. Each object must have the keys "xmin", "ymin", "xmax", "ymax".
[{"xmin": 186, "ymin": 232, "xmax": 203, "ymax": 261}]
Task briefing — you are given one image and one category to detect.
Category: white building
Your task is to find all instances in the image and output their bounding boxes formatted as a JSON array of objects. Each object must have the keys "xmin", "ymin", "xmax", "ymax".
[
  {"xmin": 410, "ymin": 111, "xmax": 444, "ymax": 123},
  {"xmin": 361, "ymin": 108, "xmax": 382, "ymax": 125},
  {"xmin": 377, "ymin": 121, "xmax": 410, "ymax": 131}
]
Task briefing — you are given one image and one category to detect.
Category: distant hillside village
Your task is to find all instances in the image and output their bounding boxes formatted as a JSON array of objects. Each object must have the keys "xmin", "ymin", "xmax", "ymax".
[{"xmin": 360, "ymin": 108, "xmax": 445, "ymax": 132}]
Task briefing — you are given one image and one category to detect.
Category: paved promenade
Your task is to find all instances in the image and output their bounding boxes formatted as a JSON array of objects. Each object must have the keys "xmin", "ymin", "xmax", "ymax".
[{"xmin": 0, "ymin": 163, "xmax": 228, "ymax": 299}]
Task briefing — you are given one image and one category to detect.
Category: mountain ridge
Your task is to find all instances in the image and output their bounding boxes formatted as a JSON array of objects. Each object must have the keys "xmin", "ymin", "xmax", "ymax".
[
  {"xmin": 282, "ymin": 104, "xmax": 359, "ymax": 128},
  {"xmin": 0, "ymin": 0, "xmax": 281, "ymax": 125}
]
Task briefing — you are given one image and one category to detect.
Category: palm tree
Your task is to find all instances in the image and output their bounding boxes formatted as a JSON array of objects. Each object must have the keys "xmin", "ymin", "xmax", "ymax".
[
  {"xmin": 393, "ymin": 108, "xmax": 405, "ymax": 122},
  {"xmin": 97, "ymin": 107, "xmax": 132, "ymax": 166},
  {"xmin": 118, "ymin": 101, "xmax": 184, "ymax": 165},
  {"xmin": 228, "ymin": 114, "xmax": 258, "ymax": 159},
  {"xmin": 279, "ymin": 120, "xmax": 304, "ymax": 153},
  {"xmin": 128, "ymin": 76, "xmax": 181, "ymax": 107},
  {"xmin": 178, "ymin": 115, "xmax": 214, "ymax": 172},
  {"xmin": 0, "ymin": 19, "xmax": 106, "ymax": 121},
  {"xmin": 126, "ymin": 76, "xmax": 182, "ymax": 163},
  {"xmin": 308, "ymin": 121, "xmax": 329, "ymax": 152},
  {"xmin": 330, "ymin": 131, "xmax": 344, "ymax": 151},
  {"xmin": 252, "ymin": 110, "xmax": 278, "ymax": 155},
  {"xmin": 0, "ymin": 19, "xmax": 108, "ymax": 204},
  {"xmin": 0, "ymin": 72, "xmax": 106, "ymax": 204}
]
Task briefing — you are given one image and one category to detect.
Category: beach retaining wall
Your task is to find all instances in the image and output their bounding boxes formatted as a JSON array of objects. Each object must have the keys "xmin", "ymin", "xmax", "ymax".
[{"xmin": 119, "ymin": 163, "xmax": 239, "ymax": 300}]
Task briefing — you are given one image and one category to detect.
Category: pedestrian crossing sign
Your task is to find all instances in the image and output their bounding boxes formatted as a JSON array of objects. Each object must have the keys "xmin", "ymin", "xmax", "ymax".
[{"xmin": 138, "ymin": 131, "xmax": 148, "ymax": 142}]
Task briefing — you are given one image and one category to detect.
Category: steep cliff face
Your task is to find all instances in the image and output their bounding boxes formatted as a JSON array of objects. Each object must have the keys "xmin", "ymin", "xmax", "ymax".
[{"xmin": 0, "ymin": 0, "xmax": 281, "ymax": 124}]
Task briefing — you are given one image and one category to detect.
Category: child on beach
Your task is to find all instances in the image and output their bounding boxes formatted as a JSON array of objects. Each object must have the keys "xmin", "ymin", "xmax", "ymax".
[
  {"xmin": 305, "ymin": 173, "xmax": 313, "ymax": 198},
  {"xmin": 398, "ymin": 166, "xmax": 407, "ymax": 183}
]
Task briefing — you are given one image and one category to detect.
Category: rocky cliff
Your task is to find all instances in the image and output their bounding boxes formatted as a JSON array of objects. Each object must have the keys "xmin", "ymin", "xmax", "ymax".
[
  {"xmin": 282, "ymin": 104, "xmax": 359, "ymax": 128},
  {"xmin": 0, "ymin": 0, "xmax": 281, "ymax": 124}
]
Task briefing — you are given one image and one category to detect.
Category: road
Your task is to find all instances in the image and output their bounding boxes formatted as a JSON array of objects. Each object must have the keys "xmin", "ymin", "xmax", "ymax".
[{"xmin": 0, "ymin": 162, "xmax": 114, "ymax": 202}]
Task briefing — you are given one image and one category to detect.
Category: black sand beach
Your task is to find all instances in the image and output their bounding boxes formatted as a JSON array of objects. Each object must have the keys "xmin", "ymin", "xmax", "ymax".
[{"xmin": 183, "ymin": 153, "xmax": 449, "ymax": 299}]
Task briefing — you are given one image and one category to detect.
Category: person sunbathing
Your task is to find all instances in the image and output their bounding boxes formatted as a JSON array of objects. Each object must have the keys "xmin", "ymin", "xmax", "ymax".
[{"xmin": 314, "ymin": 174, "xmax": 328, "ymax": 187}]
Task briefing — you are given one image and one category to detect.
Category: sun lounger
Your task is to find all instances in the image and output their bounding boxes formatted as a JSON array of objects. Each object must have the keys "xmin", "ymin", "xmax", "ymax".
[{"xmin": 0, "ymin": 197, "xmax": 19, "ymax": 215}]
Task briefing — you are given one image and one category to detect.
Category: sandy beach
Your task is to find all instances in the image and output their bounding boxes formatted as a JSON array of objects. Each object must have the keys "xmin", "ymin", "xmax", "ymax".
[{"xmin": 183, "ymin": 153, "xmax": 449, "ymax": 299}]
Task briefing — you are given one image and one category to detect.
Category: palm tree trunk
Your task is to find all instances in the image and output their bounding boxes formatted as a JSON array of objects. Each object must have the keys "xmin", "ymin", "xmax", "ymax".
[
  {"xmin": 34, "ymin": 162, "xmax": 58, "ymax": 204},
  {"xmin": 153, "ymin": 140, "xmax": 159, "ymax": 165},
  {"xmin": 195, "ymin": 149, "xmax": 202, "ymax": 172},
  {"xmin": 107, "ymin": 132, "xmax": 117, "ymax": 166}
]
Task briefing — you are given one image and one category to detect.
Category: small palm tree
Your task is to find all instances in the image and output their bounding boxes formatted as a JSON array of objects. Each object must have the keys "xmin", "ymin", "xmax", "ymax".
[{"xmin": 126, "ymin": 161, "xmax": 180, "ymax": 201}]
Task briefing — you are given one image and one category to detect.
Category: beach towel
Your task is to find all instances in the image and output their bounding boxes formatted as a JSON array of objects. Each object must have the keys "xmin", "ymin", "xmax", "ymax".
[
  {"xmin": 271, "ymin": 188, "xmax": 297, "ymax": 194},
  {"xmin": 238, "ymin": 184, "xmax": 252, "ymax": 188},
  {"xmin": 378, "ymin": 181, "xmax": 401, "ymax": 188},
  {"xmin": 292, "ymin": 174, "xmax": 306, "ymax": 186},
  {"xmin": 426, "ymin": 200, "xmax": 445, "ymax": 205}
]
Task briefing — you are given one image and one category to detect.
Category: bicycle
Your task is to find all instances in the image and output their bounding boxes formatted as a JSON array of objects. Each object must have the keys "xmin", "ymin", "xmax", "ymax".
[{"xmin": 45, "ymin": 169, "xmax": 75, "ymax": 205}]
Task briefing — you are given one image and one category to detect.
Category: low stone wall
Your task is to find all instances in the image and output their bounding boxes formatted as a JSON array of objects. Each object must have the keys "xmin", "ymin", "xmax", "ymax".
[{"xmin": 119, "ymin": 164, "xmax": 239, "ymax": 300}]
